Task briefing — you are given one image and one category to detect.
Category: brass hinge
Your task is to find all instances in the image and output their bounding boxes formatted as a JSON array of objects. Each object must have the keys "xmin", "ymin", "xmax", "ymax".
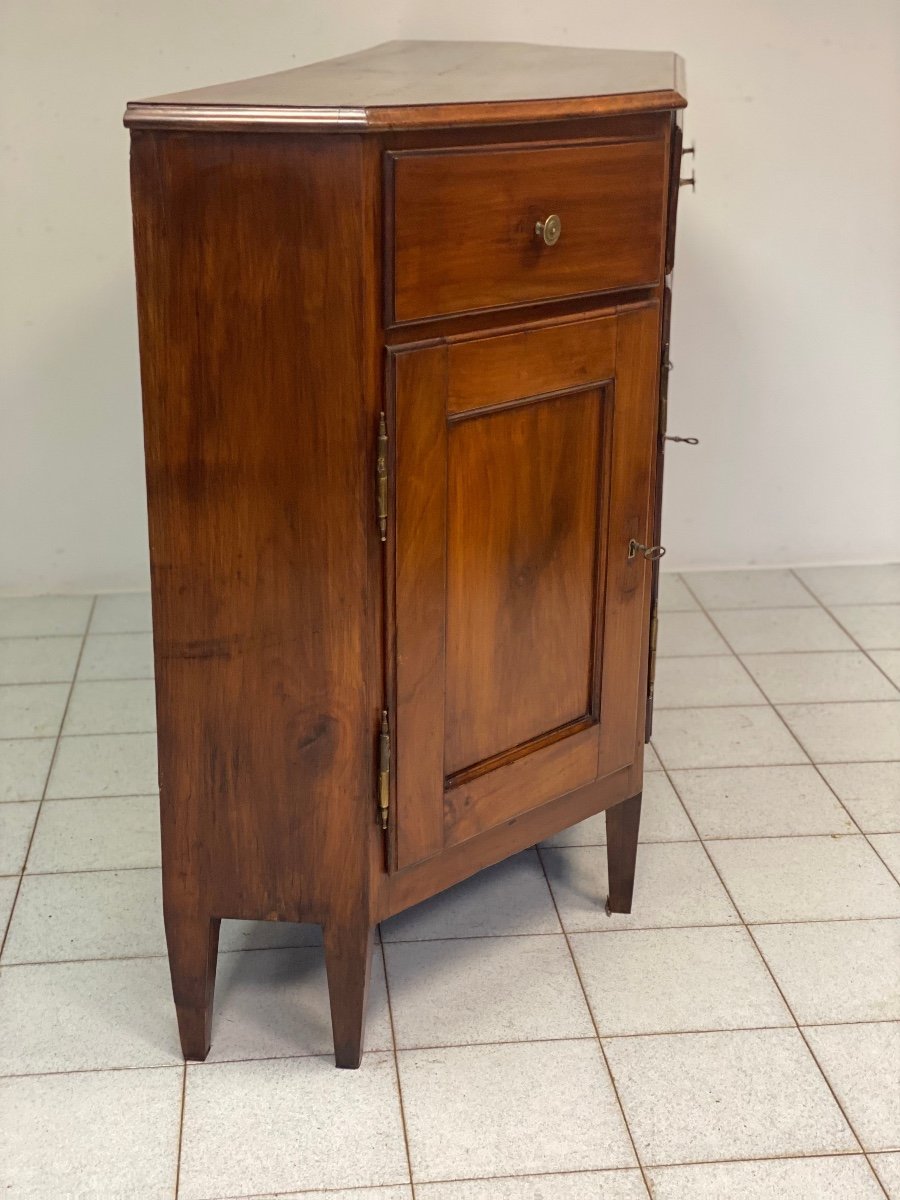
[
  {"xmin": 377, "ymin": 710, "xmax": 390, "ymax": 830},
  {"xmin": 376, "ymin": 412, "xmax": 388, "ymax": 542},
  {"xmin": 648, "ymin": 607, "xmax": 659, "ymax": 690}
]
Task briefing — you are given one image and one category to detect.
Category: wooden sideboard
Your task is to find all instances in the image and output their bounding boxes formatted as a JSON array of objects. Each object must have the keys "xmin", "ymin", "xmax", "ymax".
[{"xmin": 125, "ymin": 40, "xmax": 687, "ymax": 1068}]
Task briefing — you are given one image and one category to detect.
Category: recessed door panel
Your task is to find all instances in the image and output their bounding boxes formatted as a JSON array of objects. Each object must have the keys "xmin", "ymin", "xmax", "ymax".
[
  {"xmin": 445, "ymin": 390, "xmax": 604, "ymax": 777},
  {"xmin": 391, "ymin": 309, "xmax": 658, "ymax": 871}
]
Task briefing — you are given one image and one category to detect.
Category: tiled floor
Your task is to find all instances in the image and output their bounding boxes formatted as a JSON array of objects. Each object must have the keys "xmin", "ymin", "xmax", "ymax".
[{"xmin": 1, "ymin": 565, "xmax": 899, "ymax": 1199}]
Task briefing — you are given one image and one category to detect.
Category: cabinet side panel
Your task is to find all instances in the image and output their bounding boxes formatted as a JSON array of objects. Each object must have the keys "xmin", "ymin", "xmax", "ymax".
[{"xmin": 130, "ymin": 131, "xmax": 375, "ymax": 924}]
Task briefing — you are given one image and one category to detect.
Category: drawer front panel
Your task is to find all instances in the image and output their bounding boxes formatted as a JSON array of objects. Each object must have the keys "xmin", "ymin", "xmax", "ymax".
[{"xmin": 389, "ymin": 138, "xmax": 667, "ymax": 323}]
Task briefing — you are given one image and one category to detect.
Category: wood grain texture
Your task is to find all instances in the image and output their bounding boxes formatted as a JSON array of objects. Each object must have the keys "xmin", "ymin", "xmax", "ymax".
[
  {"xmin": 447, "ymin": 314, "xmax": 617, "ymax": 415},
  {"xmin": 607, "ymin": 791, "xmax": 642, "ymax": 913},
  {"xmin": 391, "ymin": 346, "xmax": 448, "ymax": 870},
  {"xmin": 131, "ymin": 130, "xmax": 381, "ymax": 1058},
  {"xmin": 125, "ymin": 40, "xmax": 686, "ymax": 132},
  {"xmin": 445, "ymin": 390, "xmax": 603, "ymax": 774},
  {"xmin": 390, "ymin": 138, "xmax": 668, "ymax": 322},
  {"xmin": 129, "ymin": 62, "xmax": 683, "ymax": 1066},
  {"xmin": 382, "ymin": 763, "xmax": 638, "ymax": 918}
]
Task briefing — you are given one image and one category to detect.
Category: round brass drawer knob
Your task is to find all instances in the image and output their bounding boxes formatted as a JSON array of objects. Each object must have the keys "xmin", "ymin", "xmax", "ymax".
[{"xmin": 535, "ymin": 213, "xmax": 562, "ymax": 246}]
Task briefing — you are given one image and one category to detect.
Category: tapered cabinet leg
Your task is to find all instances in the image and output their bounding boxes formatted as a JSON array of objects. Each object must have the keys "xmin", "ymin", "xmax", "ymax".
[
  {"xmin": 164, "ymin": 909, "xmax": 221, "ymax": 1061},
  {"xmin": 324, "ymin": 918, "xmax": 374, "ymax": 1069},
  {"xmin": 606, "ymin": 791, "xmax": 642, "ymax": 914}
]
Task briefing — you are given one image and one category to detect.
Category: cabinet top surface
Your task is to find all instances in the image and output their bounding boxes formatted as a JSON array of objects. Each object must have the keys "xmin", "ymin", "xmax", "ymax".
[{"xmin": 125, "ymin": 39, "xmax": 686, "ymax": 132}]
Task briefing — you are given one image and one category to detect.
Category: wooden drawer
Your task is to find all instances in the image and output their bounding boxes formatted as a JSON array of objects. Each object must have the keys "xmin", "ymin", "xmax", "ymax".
[{"xmin": 387, "ymin": 138, "xmax": 668, "ymax": 323}]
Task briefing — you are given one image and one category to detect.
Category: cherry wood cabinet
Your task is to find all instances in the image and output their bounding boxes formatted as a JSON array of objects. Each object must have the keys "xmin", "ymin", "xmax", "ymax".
[{"xmin": 126, "ymin": 40, "xmax": 687, "ymax": 1068}]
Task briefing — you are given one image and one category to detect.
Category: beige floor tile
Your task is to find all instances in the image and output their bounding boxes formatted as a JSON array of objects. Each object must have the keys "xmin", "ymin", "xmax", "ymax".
[
  {"xmin": 0, "ymin": 682, "xmax": 69, "ymax": 738},
  {"xmin": 707, "ymin": 835, "xmax": 900, "ymax": 923},
  {"xmin": 0, "ymin": 876, "xmax": 18, "ymax": 938},
  {"xmin": 398, "ymin": 1040, "xmax": 635, "ymax": 1181},
  {"xmin": 416, "ymin": 1174, "xmax": 648, "ymax": 1199},
  {"xmin": 741, "ymin": 651, "xmax": 898, "ymax": 703},
  {"xmin": 571, "ymin": 925, "xmax": 790, "ymax": 1035},
  {"xmin": 542, "ymin": 842, "xmax": 739, "ymax": 933},
  {"xmin": 657, "ymin": 573, "xmax": 699, "ymax": 612},
  {"xmin": 872, "ymin": 1153, "xmax": 900, "ymax": 1199},
  {"xmin": 0, "ymin": 595, "xmax": 93, "ymax": 638},
  {"xmin": 0, "ymin": 1066, "xmax": 182, "ymax": 1198},
  {"xmin": 2, "ymin": 867, "xmax": 166, "ymax": 963},
  {"xmin": 651, "ymin": 705, "xmax": 806, "ymax": 770},
  {"xmin": 26, "ymin": 794, "xmax": 161, "ymax": 872},
  {"xmin": 207, "ymin": 946, "xmax": 392, "ymax": 1061},
  {"xmin": 46, "ymin": 731, "xmax": 158, "ymax": 797},
  {"xmin": 831, "ymin": 605, "xmax": 900, "ymax": 649},
  {"xmin": 871, "ymin": 833, "xmax": 900, "ymax": 879},
  {"xmin": 684, "ymin": 568, "xmax": 815, "ymax": 609},
  {"xmin": 542, "ymin": 773, "xmax": 696, "ymax": 847},
  {"xmin": 604, "ymin": 1027, "xmax": 856, "ymax": 1165},
  {"xmin": 797, "ymin": 564, "xmax": 900, "ymax": 606},
  {"xmin": 77, "ymin": 632, "xmax": 155, "ymax": 680},
  {"xmin": 872, "ymin": 650, "xmax": 900, "ymax": 687},
  {"xmin": 656, "ymin": 611, "xmax": 730, "ymax": 657},
  {"xmin": 0, "ymin": 636, "xmax": 81, "ymax": 684},
  {"xmin": 382, "ymin": 851, "xmax": 559, "ymax": 942},
  {"xmin": 0, "ymin": 737, "xmax": 55, "ymax": 802},
  {"xmin": 804, "ymin": 1022, "xmax": 900, "ymax": 1150},
  {"xmin": 384, "ymin": 934, "xmax": 592, "ymax": 1048},
  {"xmin": 752, "ymin": 918, "xmax": 900, "ymax": 1023},
  {"xmin": 0, "ymin": 956, "xmax": 180, "ymax": 1073},
  {"xmin": 90, "ymin": 592, "xmax": 153, "ymax": 634},
  {"xmin": 710, "ymin": 607, "xmax": 854, "ymax": 653},
  {"xmin": 644, "ymin": 743, "xmax": 662, "ymax": 771},
  {"xmin": 217, "ymin": 917, "xmax": 322, "ymax": 951},
  {"xmin": 654, "ymin": 655, "xmax": 765, "ymax": 708},
  {"xmin": 647, "ymin": 1156, "xmax": 884, "ymax": 1200},
  {"xmin": 671, "ymin": 764, "xmax": 855, "ymax": 838},
  {"xmin": 819, "ymin": 762, "xmax": 900, "ymax": 832},
  {"xmin": 179, "ymin": 1054, "xmax": 408, "ymax": 1198},
  {"xmin": 0, "ymin": 800, "xmax": 38, "ymax": 873},
  {"xmin": 238, "ymin": 1190, "xmax": 413, "ymax": 1200},
  {"xmin": 63, "ymin": 679, "xmax": 157, "ymax": 735},
  {"xmin": 779, "ymin": 701, "xmax": 900, "ymax": 763}
]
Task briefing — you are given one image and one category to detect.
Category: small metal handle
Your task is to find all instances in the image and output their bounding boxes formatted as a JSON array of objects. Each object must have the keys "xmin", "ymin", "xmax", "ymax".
[
  {"xmin": 665, "ymin": 435, "xmax": 700, "ymax": 445},
  {"xmin": 628, "ymin": 539, "xmax": 666, "ymax": 562},
  {"xmin": 680, "ymin": 141, "xmax": 696, "ymax": 190},
  {"xmin": 535, "ymin": 214, "xmax": 562, "ymax": 246}
]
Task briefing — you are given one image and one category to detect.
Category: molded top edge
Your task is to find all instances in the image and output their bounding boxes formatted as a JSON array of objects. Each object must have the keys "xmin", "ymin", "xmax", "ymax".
[{"xmin": 124, "ymin": 39, "xmax": 686, "ymax": 131}]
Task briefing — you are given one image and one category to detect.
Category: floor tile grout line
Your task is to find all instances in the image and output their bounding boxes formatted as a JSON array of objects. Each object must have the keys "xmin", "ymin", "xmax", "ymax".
[
  {"xmin": 11, "ymin": 825, "xmax": 900, "ymax": 883},
  {"xmin": 173, "ymin": 1062, "xmax": 187, "ymax": 1200},
  {"xmin": 152, "ymin": 1149, "xmax": 900, "ymax": 1200},
  {"xmin": 682, "ymin": 576, "xmax": 900, "ymax": 893},
  {"xmin": 208, "ymin": 1165, "xmax": 644, "ymax": 1200},
  {"xmin": 4, "ymin": 911, "xmax": 899, "ymax": 971},
  {"xmin": 0, "ymin": 674, "xmax": 155, "ymax": 688},
  {"xmin": 789, "ymin": 569, "xmax": 900, "ymax": 686},
  {"xmin": 743, "ymin": 923, "xmax": 893, "ymax": 1199},
  {"xmin": 0, "ymin": 596, "xmax": 97, "ymax": 960},
  {"xmin": 658, "ymin": 771, "xmax": 881, "ymax": 1175},
  {"xmin": 4, "ymin": 1014, "xmax": 898, "ymax": 1083},
  {"xmin": 534, "ymin": 844, "xmax": 654, "ymax": 1199},
  {"xmin": 379, "ymin": 938, "xmax": 417, "ymax": 1199},
  {"xmin": 661, "ymin": 579, "xmax": 889, "ymax": 1192},
  {"xmin": 0, "ymin": 727, "xmax": 157, "ymax": 743}
]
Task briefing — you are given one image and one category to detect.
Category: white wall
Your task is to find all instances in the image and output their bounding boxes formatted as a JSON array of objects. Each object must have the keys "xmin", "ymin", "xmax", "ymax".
[{"xmin": 2, "ymin": 0, "xmax": 899, "ymax": 592}]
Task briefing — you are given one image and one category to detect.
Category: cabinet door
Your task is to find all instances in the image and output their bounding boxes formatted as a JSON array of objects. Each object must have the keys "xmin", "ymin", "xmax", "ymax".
[{"xmin": 390, "ymin": 307, "xmax": 659, "ymax": 870}]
